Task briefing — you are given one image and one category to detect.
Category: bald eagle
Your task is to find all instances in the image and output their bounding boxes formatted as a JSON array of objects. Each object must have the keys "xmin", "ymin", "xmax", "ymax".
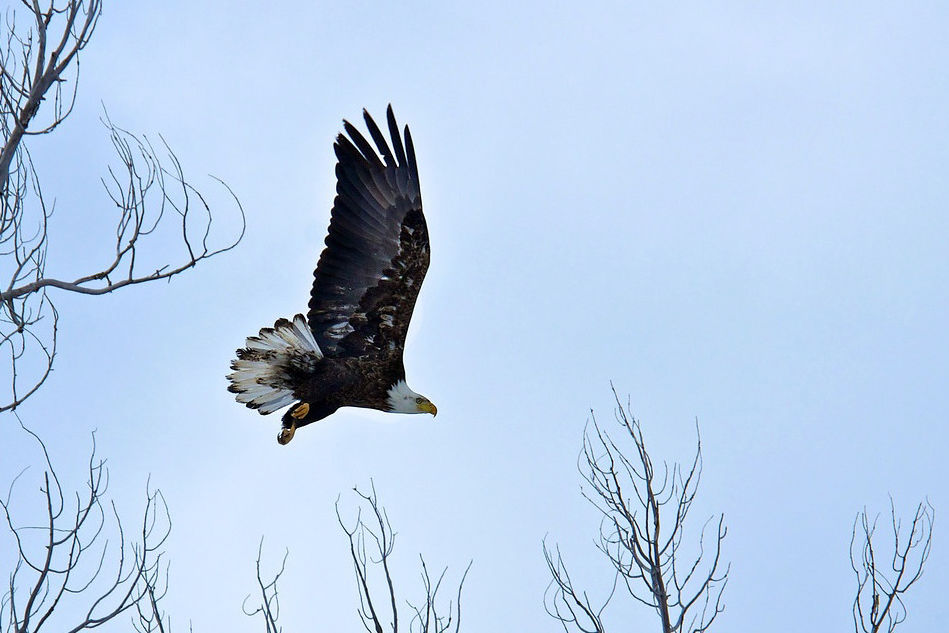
[{"xmin": 227, "ymin": 106, "xmax": 436, "ymax": 444}]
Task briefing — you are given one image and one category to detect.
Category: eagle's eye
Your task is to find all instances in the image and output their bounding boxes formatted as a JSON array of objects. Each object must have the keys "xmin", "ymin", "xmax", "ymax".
[{"xmin": 415, "ymin": 397, "xmax": 423, "ymax": 404}]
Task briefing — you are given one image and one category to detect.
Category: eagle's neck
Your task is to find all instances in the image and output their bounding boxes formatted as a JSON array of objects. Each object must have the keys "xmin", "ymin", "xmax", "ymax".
[{"xmin": 386, "ymin": 380, "xmax": 422, "ymax": 413}]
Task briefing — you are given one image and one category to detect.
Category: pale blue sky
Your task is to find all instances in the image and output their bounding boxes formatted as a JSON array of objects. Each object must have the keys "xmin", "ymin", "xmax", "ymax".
[{"xmin": 1, "ymin": 1, "xmax": 947, "ymax": 631}]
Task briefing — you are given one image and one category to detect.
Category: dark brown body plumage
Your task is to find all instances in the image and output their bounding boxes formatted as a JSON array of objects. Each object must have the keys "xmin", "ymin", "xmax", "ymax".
[{"xmin": 284, "ymin": 356, "xmax": 404, "ymax": 426}]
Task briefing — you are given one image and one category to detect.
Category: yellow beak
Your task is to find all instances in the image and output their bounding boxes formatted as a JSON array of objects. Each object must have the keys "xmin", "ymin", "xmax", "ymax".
[{"xmin": 419, "ymin": 401, "xmax": 438, "ymax": 416}]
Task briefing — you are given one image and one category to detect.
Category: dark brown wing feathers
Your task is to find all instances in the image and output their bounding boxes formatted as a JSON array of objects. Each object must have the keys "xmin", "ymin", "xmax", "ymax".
[{"xmin": 307, "ymin": 105, "xmax": 429, "ymax": 359}]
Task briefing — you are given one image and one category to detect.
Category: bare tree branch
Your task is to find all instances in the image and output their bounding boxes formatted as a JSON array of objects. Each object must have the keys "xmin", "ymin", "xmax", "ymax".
[
  {"xmin": 0, "ymin": 418, "xmax": 174, "ymax": 633},
  {"xmin": 242, "ymin": 538, "xmax": 287, "ymax": 633},
  {"xmin": 546, "ymin": 386, "xmax": 728, "ymax": 633},
  {"xmin": 336, "ymin": 482, "xmax": 471, "ymax": 633},
  {"xmin": 0, "ymin": 0, "xmax": 99, "ymax": 187},
  {"xmin": 851, "ymin": 498, "xmax": 934, "ymax": 633},
  {"xmin": 0, "ymin": 1, "xmax": 245, "ymax": 412},
  {"xmin": 543, "ymin": 541, "xmax": 612, "ymax": 633}
]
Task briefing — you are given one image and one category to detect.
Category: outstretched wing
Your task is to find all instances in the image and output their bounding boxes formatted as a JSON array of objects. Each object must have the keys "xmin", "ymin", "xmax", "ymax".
[{"xmin": 307, "ymin": 105, "xmax": 430, "ymax": 359}]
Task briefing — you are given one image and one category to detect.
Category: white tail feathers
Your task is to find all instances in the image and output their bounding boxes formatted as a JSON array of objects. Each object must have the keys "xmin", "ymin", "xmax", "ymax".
[{"xmin": 227, "ymin": 314, "xmax": 322, "ymax": 415}]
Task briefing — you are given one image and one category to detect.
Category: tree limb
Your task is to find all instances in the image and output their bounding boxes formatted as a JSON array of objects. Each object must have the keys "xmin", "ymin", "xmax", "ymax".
[
  {"xmin": 0, "ymin": 418, "xmax": 174, "ymax": 633},
  {"xmin": 546, "ymin": 386, "xmax": 728, "ymax": 633},
  {"xmin": 851, "ymin": 498, "xmax": 934, "ymax": 633},
  {"xmin": 0, "ymin": 1, "xmax": 245, "ymax": 412}
]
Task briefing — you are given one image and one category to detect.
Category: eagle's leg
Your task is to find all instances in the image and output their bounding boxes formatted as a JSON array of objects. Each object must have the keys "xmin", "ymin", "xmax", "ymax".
[
  {"xmin": 277, "ymin": 402, "xmax": 310, "ymax": 445},
  {"xmin": 277, "ymin": 402, "xmax": 341, "ymax": 445}
]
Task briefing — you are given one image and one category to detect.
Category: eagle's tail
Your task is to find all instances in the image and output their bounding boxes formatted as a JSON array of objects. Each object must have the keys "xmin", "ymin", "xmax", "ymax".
[{"xmin": 227, "ymin": 314, "xmax": 322, "ymax": 415}]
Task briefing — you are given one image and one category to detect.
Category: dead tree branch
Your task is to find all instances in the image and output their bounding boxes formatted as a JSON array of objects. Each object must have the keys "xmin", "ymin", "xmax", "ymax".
[
  {"xmin": 242, "ymin": 539, "xmax": 288, "ymax": 633},
  {"xmin": 851, "ymin": 498, "xmax": 934, "ymax": 633},
  {"xmin": 0, "ymin": 1, "xmax": 245, "ymax": 412},
  {"xmin": 0, "ymin": 420, "xmax": 174, "ymax": 633},
  {"xmin": 545, "ymin": 386, "xmax": 728, "ymax": 633},
  {"xmin": 336, "ymin": 482, "xmax": 471, "ymax": 633},
  {"xmin": 543, "ymin": 542, "xmax": 613, "ymax": 633}
]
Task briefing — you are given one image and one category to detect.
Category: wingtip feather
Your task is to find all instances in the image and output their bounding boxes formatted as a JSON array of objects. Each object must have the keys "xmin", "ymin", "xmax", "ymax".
[{"xmin": 386, "ymin": 106, "xmax": 407, "ymax": 168}]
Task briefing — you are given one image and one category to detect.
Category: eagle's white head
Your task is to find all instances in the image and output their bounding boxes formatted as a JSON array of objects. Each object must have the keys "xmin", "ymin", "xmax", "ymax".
[{"xmin": 386, "ymin": 380, "xmax": 437, "ymax": 415}]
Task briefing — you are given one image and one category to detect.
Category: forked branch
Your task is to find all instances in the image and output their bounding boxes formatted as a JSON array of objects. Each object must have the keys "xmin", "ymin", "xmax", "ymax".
[
  {"xmin": 242, "ymin": 539, "xmax": 288, "ymax": 633},
  {"xmin": 0, "ymin": 420, "xmax": 173, "ymax": 633},
  {"xmin": 851, "ymin": 498, "xmax": 934, "ymax": 633},
  {"xmin": 336, "ymin": 482, "xmax": 470, "ymax": 633},
  {"xmin": 0, "ymin": 1, "xmax": 244, "ymax": 412},
  {"xmin": 545, "ymin": 386, "xmax": 728, "ymax": 633}
]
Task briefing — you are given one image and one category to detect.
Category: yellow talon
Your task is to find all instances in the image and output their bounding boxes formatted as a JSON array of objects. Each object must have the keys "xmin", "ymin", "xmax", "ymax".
[
  {"xmin": 277, "ymin": 421, "xmax": 296, "ymax": 445},
  {"xmin": 278, "ymin": 403, "xmax": 308, "ymax": 445},
  {"xmin": 291, "ymin": 402, "xmax": 310, "ymax": 420}
]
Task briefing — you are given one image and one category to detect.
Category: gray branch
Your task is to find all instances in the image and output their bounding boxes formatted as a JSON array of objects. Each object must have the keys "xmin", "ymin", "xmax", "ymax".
[
  {"xmin": 242, "ymin": 539, "xmax": 287, "ymax": 633},
  {"xmin": 0, "ymin": 419, "xmax": 174, "ymax": 633},
  {"xmin": 0, "ymin": 1, "xmax": 245, "ymax": 413},
  {"xmin": 336, "ymin": 482, "xmax": 470, "ymax": 633},
  {"xmin": 851, "ymin": 498, "xmax": 934, "ymax": 633},
  {"xmin": 545, "ymin": 385, "xmax": 728, "ymax": 633}
]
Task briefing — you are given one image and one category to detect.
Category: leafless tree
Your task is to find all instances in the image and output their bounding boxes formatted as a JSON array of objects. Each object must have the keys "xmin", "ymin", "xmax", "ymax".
[
  {"xmin": 0, "ymin": 0, "xmax": 244, "ymax": 412},
  {"xmin": 850, "ymin": 498, "xmax": 934, "ymax": 633},
  {"xmin": 336, "ymin": 482, "xmax": 471, "ymax": 633},
  {"xmin": 242, "ymin": 539, "xmax": 288, "ymax": 633},
  {"xmin": 545, "ymin": 388, "xmax": 728, "ymax": 633},
  {"xmin": 0, "ymin": 421, "xmax": 174, "ymax": 632},
  {"xmin": 240, "ymin": 486, "xmax": 471, "ymax": 633}
]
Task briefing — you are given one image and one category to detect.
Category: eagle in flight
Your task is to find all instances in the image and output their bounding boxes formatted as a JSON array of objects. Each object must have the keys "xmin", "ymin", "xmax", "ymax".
[{"xmin": 227, "ymin": 106, "xmax": 436, "ymax": 444}]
